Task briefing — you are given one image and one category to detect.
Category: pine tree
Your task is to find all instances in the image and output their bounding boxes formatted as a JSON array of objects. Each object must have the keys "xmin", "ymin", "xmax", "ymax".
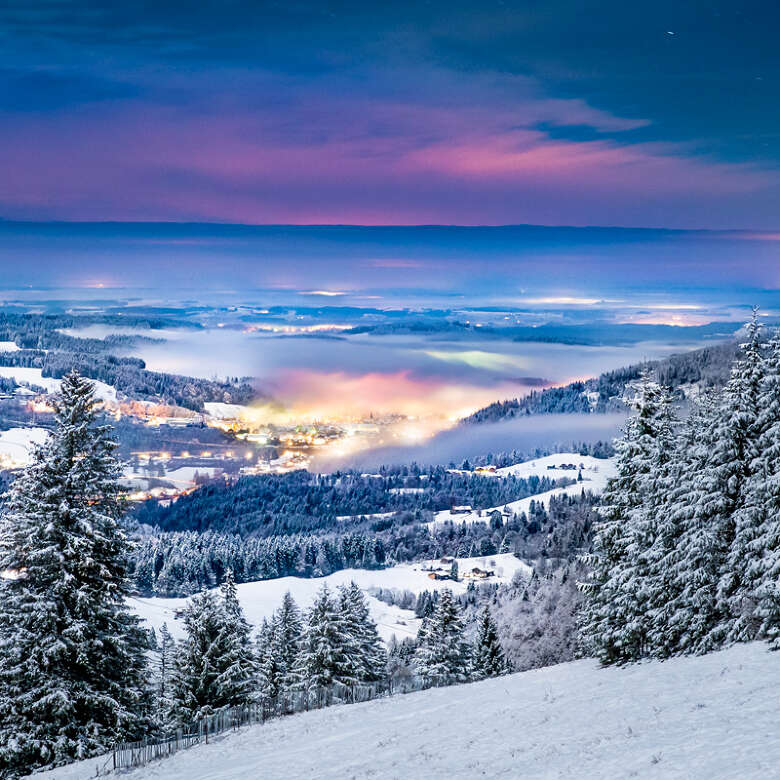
[
  {"xmin": 217, "ymin": 570, "xmax": 257, "ymax": 703},
  {"xmin": 257, "ymin": 592, "xmax": 303, "ymax": 699},
  {"xmin": 579, "ymin": 373, "xmax": 670, "ymax": 663},
  {"xmin": 414, "ymin": 589, "xmax": 471, "ymax": 685},
  {"xmin": 728, "ymin": 333, "xmax": 780, "ymax": 643},
  {"xmin": 273, "ymin": 591, "xmax": 304, "ymax": 691},
  {"xmin": 156, "ymin": 623, "xmax": 175, "ymax": 722},
  {"xmin": 472, "ymin": 605, "xmax": 508, "ymax": 679},
  {"xmin": 169, "ymin": 587, "xmax": 254, "ymax": 724},
  {"xmin": 699, "ymin": 311, "xmax": 765, "ymax": 646},
  {"xmin": 338, "ymin": 583, "xmax": 386, "ymax": 682},
  {"xmin": 648, "ymin": 391, "xmax": 721, "ymax": 655},
  {"xmin": 0, "ymin": 372, "xmax": 149, "ymax": 775},
  {"xmin": 296, "ymin": 585, "xmax": 355, "ymax": 690},
  {"xmin": 256, "ymin": 617, "xmax": 283, "ymax": 699}
]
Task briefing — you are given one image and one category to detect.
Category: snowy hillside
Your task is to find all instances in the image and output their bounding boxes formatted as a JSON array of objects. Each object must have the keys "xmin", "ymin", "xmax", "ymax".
[
  {"xmin": 0, "ymin": 366, "xmax": 117, "ymax": 402},
  {"xmin": 33, "ymin": 642, "xmax": 780, "ymax": 780},
  {"xmin": 130, "ymin": 553, "xmax": 529, "ymax": 644},
  {"xmin": 433, "ymin": 453, "xmax": 616, "ymax": 527}
]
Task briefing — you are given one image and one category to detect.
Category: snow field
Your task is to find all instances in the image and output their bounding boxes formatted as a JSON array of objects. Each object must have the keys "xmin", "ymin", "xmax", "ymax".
[
  {"xmin": 130, "ymin": 554, "xmax": 529, "ymax": 644},
  {"xmin": 33, "ymin": 642, "xmax": 780, "ymax": 780}
]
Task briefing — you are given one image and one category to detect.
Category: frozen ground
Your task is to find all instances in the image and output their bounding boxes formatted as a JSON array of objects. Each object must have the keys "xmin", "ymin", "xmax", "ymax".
[
  {"xmin": 432, "ymin": 453, "xmax": 616, "ymax": 528},
  {"xmin": 129, "ymin": 553, "xmax": 528, "ymax": 644},
  {"xmin": 32, "ymin": 642, "xmax": 780, "ymax": 780}
]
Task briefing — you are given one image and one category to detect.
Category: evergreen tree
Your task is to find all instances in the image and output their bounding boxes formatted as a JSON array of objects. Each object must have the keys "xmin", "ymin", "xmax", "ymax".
[
  {"xmin": 296, "ymin": 585, "xmax": 355, "ymax": 690},
  {"xmin": 700, "ymin": 311, "xmax": 765, "ymax": 646},
  {"xmin": 579, "ymin": 374, "xmax": 670, "ymax": 663},
  {"xmin": 257, "ymin": 592, "xmax": 303, "ymax": 699},
  {"xmin": 217, "ymin": 570, "xmax": 257, "ymax": 702},
  {"xmin": 156, "ymin": 623, "xmax": 175, "ymax": 721},
  {"xmin": 273, "ymin": 591, "xmax": 304, "ymax": 691},
  {"xmin": 0, "ymin": 372, "xmax": 149, "ymax": 775},
  {"xmin": 472, "ymin": 605, "xmax": 508, "ymax": 679},
  {"xmin": 728, "ymin": 333, "xmax": 780, "ymax": 643},
  {"xmin": 256, "ymin": 617, "xmax": 283, "ymax": 699},
  {"xmin": 414, "ymin": 589, "xmax": 471, "ymax": 685},
  {"xmin": 169, "ymin": 588, "xmax": 254, "ymax": 724},
  {"xmin": 648, "ymin": 392, "xmax": 721, "ymax": 655},
  {"xmin": 338, "ymin": 583, "xmax": 386, "ymax": 682}
]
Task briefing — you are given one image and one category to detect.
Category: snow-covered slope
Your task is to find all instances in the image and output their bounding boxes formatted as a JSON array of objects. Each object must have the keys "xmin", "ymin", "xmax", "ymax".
[
  {"xmin": 0, "ymin": 367, "xmax": 117, "ymax": 402},
  {"xmin": 33, "ymin": 642, "xmax": 780, "ymax": 780},
  {"xmin": 433, "ymin": 453, "xmax": 616, "ymax": 527},
  {"xmin": 130, "ymin": 554, "xmax": 528, "ymax": 644}
]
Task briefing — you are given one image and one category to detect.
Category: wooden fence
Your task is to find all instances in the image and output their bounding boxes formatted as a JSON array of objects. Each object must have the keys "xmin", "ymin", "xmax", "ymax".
[{"xmin": 109, "ymin": 677, "xmax": 429, "ymax": 773}]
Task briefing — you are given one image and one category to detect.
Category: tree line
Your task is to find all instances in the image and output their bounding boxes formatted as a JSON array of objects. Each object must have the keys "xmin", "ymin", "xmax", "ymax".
[
  {"xmin": 135, "ymin": 466, "xmax": 562, "ymax": 536},
  {"xmin": 130, "ymin": 491, "xmax": 599, "ymax": 597},
  {"xmin": 463, "ymin": 340, "xmax": 739, "ymax": 423}
]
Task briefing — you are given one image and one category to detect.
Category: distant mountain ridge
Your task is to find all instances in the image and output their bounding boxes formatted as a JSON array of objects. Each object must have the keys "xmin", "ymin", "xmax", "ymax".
[{"xmin": 462, "ymin": 339, "xmax": 741, "ymax": 424}]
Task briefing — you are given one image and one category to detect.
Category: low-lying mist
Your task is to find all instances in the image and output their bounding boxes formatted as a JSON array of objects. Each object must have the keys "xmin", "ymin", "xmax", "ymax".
[{"xmin": 313, "ymin": 413, "xmax": 626, "ymax": 472}]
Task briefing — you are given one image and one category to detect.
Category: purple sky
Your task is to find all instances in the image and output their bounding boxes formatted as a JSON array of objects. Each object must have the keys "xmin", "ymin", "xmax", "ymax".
[{"xmin": 1, "ymin": 2, "xmax": 780, "ymax": 228}]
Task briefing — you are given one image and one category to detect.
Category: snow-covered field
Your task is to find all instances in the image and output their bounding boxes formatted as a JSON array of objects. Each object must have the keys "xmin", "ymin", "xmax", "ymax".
[
  {"xmin": 432, "ymin": 453, "xmax": 616, "ymax": 528},
  {"xmin": 129, "ymin": 554, "xmax": 529, "ymax": 644},
  {"xmin": 33, "ymin": 642, "xmax": 780, "ymax": 780}
]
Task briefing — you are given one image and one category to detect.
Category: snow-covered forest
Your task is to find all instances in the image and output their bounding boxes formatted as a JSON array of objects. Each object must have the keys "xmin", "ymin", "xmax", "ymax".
[{"xmin": 581, "ymin": 310, "xmax": 780, "ymax": 661}]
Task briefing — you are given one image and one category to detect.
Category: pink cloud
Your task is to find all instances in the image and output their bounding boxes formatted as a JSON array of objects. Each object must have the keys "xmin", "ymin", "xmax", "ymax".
[{"xmin": 0, "ymin": 75, "xmax": 775, "ymax": 228}]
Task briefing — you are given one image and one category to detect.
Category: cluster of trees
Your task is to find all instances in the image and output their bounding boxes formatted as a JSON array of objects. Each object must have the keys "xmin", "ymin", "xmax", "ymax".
[
  {"xmin": 131, "ymin": 530, "xmax": 388, "ymax": 596},
  {"xmin": 581, "ymin": 313, "xmax": 780, "ymax": 663},
  {"xmin": 135, "ymin": 466, "xmax": 562, "ymax": 536},
  {"xmin": 130, "ymin": 492, "xmax": 599, "ymax": 597},
  {"xmin": 158, "ymin": 576, "xmax": 387, "ymax": 725},
  {"xmin": 463, "ymin": 340, "xmax": 739, "ymax": 423}
]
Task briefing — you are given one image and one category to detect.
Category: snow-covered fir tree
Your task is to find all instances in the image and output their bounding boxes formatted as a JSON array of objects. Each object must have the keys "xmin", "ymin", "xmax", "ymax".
[
  {"xmin": 727, "ymin": 332, "xmax": 780, "ymax": 644},
  {"xmin": 257, "ymin": 591, "xmax": 303, "ymax": 699},
  {"xmin": 0, "ymin": 372, "xmax": 149, "ymax": 775},
  {"xmin": 472, "ymin": 604, "xmax": 508, "ymax": 679},
  {"xmin": 414, "ymin": 589, "xmax": 472, "ymax": 685},
  {"xmin": 156, "ymin": 623, "xmax": 175, "ymax": 721},
  {"xmin": 217, "ymin": 570, "xmax": 258, "ymax": 703},
  {"xmin": 337, "ymin": 583, "xmax": 387, "ymax": 682},
  {"xmin": 256, "ymin": 617, "xmax": 283, "ymax": 699},
  {"xmin": 579, "ymin": 373, "xmax": 672, "ymax": 663},
  {"xmin": 296, "ymin": 584, "xmax": 355, "ymax": 690},
  {"xmin": 647, "ymin": 391, "xmax": 721, "ymax": 655},
  {"xmin": 169, "ymin": 587, "xmax": 255, "ymax": 724},
  {"xmin": 701, "ymin": 311, "xmax": 765, "ymax": 646}
]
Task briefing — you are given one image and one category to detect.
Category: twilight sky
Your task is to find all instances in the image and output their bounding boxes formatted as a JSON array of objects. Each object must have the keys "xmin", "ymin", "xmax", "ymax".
[{"xmin": 1, "ymin": 1, "xmax": 780, "ymax": 228}]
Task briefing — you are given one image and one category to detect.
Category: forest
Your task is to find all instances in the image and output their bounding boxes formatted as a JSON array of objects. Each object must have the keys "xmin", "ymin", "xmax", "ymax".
[
  {"xmin": 133, "ymin": 467, "xmax": 564, "ymax": 536},
  {"xmin": 463, "ymin": 339, "xmax": 739, "ymax": 423}
]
